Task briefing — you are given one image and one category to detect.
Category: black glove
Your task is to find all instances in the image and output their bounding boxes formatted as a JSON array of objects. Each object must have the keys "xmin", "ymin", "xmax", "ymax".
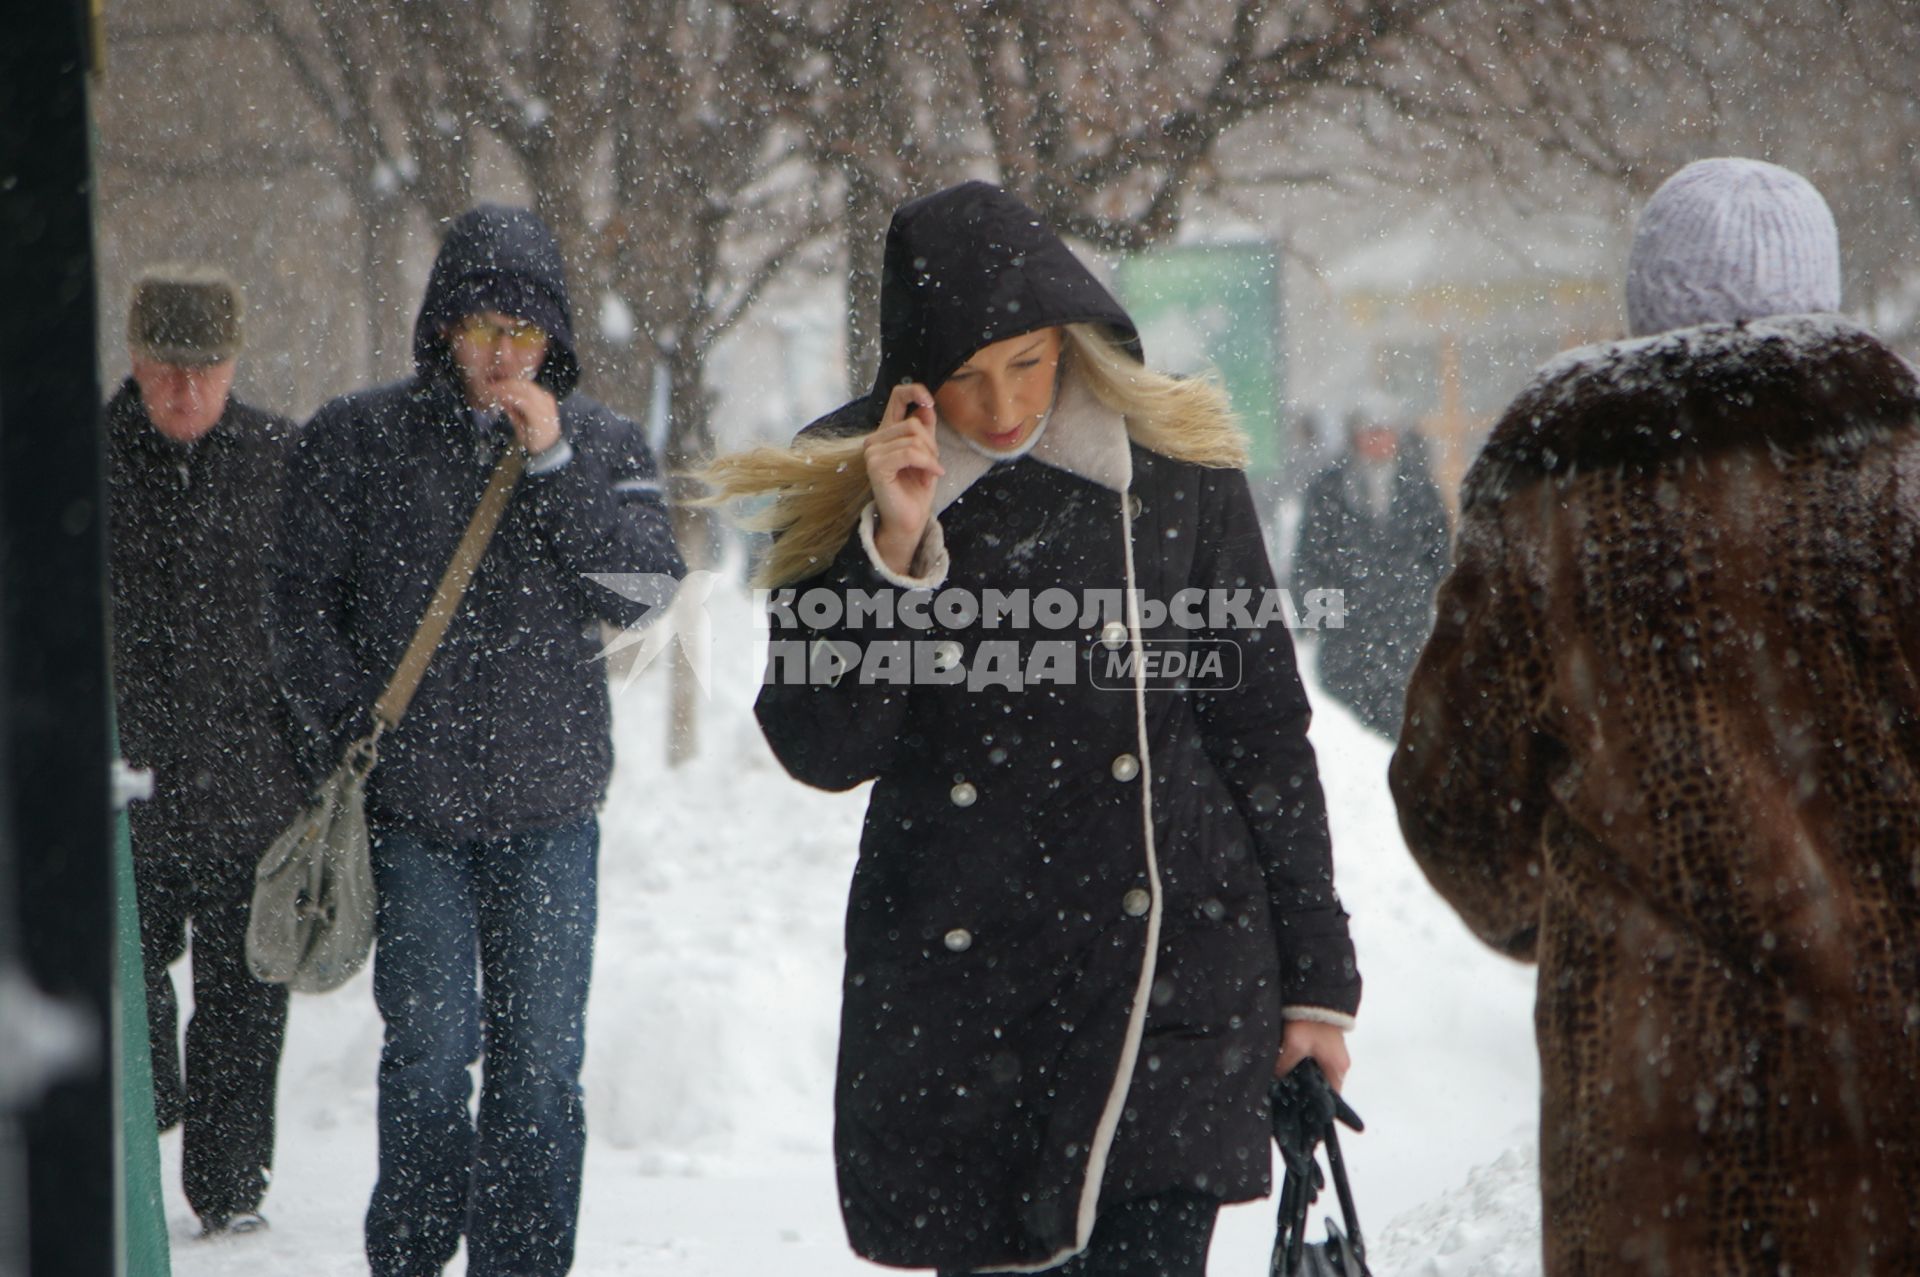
[
  {"xmin": 1270, "ymin": 1061, "xmax": 1371, "ymax": 1277},
  {"xmin": 1271, "ymin": 1059, "xmax": 1364, "ymax": 1190}
]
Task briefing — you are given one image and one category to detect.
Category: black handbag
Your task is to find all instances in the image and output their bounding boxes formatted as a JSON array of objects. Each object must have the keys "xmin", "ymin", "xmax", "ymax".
[{"xmin": 1270, "ymin": 1061, "xmax": 1373, "ymax": 1276}]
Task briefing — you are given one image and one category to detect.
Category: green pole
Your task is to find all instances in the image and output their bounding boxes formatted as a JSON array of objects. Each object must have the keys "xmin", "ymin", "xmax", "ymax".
[{"xmin": 113, "ymin": 741, "xmax": 171, "ymax": 1272}]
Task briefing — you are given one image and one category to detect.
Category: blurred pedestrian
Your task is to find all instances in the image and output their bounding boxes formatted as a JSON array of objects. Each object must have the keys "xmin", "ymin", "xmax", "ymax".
[
  {"xmin": 1293, "ymin": 403, "xmax": 1449, "ymax": 738},
  {"xmin": 274, "ymin": 205, "xmax": 684, "ymax": 1277},
  {"xmin": 107, "ymin": 265, "xmax": 298, "ymax": 1236},
  {"xmin": 1392, "ymin": 158, "xmax": 1920, "ymax": 1274},
  {"xmin": 710, "ymin": 181, "xmax": 1360, "ymax": 1276}
]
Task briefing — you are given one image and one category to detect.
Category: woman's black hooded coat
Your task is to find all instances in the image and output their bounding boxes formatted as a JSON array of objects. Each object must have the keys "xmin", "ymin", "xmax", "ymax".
[{"xmin": 754, "ymin": 184, "xmax": 1361, "ymax": 1271}]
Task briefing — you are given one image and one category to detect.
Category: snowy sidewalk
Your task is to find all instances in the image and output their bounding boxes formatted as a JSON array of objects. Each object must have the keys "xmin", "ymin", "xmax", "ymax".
[{"xmin": 162, "ymin": 584, "xmax": 1544, "ymax": 1275}]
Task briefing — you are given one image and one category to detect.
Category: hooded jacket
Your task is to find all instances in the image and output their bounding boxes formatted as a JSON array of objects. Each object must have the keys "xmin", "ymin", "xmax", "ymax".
[
  {"xmin": 755, "ymin": 183, "xmax": 1359, "ymax": 1270},
  {"xmin": 274, "ymin": 205, "xmax": 685, "ymax": 841},
  {"xmin": 802, "ymin": 181, "xmax": 1140, "ymax": 437},
  {"xmin": 1391, "ymin": 316, "xmax": 1920, "ymax": 1275}
]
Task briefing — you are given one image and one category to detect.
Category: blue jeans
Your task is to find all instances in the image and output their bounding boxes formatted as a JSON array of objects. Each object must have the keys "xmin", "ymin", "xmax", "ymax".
[{"xmin": 365, "ymin": 813, "xmax": 598, "ymax": 1277}]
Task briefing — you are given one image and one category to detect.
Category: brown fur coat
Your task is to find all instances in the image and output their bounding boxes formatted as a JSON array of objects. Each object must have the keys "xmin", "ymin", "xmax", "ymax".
[{"xmin": 1391, "ymin": 316, "xmax": 1920, "ymax": 1276}]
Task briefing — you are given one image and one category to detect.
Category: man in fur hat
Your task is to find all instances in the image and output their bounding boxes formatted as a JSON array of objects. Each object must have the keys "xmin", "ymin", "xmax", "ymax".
[
  {"xmin": 1392, "ymin": 159, "xmax": 1920, "ymax": 1274},
  {"xmin": 106, "ymin": 264, "xmax": 302, "ymax": 1236}
]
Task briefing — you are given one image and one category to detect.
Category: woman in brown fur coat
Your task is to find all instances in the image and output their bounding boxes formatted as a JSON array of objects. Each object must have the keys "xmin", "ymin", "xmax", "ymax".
[{"xmin": 1392, "ymin": 158, "xmax": 1920, "ymax": 1275}]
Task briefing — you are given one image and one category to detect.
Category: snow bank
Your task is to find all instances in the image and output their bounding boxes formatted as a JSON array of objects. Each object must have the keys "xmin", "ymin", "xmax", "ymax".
[
  {"xmin": 1369, "ymin": 1144, "xmax": 1544, "ymax": 1277},
  {"xmin": 583, "ymin": 593, "xmax": 859, "ymax": 1173}
]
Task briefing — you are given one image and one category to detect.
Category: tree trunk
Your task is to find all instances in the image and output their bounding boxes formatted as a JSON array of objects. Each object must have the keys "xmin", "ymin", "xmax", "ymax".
[
  {"xmin": 842, "ymin": 164, "xmax": 891, "ymax": 397},
  {"xmin": 664, "ymin": 341, "xmax": 718, "ymax": 768},
  {"xmin": 359, "ymin": 187, "xmax": 414, "ymax": 384}
]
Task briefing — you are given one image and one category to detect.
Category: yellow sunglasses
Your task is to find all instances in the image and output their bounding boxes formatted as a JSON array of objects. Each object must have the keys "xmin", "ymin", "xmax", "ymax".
[{"xmin": 453, "ymin": 315, "xmax": 547, "ymax": 350}]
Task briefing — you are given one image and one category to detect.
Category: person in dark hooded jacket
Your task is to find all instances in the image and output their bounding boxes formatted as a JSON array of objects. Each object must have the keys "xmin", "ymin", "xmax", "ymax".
[
  {"xmin": 274, "ymin": 205, "xmax": 684, "ymax": 1277},
  {"xmin": 709, "ymin": 182, "xmax": 1361, "ymax": 1276}
]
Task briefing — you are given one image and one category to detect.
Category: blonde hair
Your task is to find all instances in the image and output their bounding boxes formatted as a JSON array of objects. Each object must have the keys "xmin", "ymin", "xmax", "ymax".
[
  {"xmin": 1061, "ymin": 323, "xmax": 1247, "ymax": 470},
  {"xmin": 698, "ymin": 323, "xmax": 1249, "ymax": 586}
]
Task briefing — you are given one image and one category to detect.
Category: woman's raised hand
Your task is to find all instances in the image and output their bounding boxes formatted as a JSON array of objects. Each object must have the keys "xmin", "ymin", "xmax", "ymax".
[{"xmin": 864, "ymin": 383, "xmax": 946, "ymax": 576}]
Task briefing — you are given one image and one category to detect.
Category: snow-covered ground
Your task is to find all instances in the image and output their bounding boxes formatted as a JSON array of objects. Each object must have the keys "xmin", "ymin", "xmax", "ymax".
[{"xmin": 164, "ymin": 580, "xmax": 1544, "ymax": 1275}]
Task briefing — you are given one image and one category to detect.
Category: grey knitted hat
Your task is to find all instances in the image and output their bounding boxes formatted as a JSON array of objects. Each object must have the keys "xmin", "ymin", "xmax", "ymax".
[
  {"xmin": 128, "ymin": 265, "xmax": 244, "ymax": 364},
  {"xmin": 1625, "ymin": 158, "xmax": 1840, "ymax": 337}
]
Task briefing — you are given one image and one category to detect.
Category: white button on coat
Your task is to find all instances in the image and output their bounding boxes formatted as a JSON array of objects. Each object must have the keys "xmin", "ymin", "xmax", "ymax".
[
  {"xmin": 944, "ymin": 928, "xmax": 973, "ymax": 952},
  {"xmin": 950, "ymin": 781, "xmax": 978, "ymax": 807},
  {"xmin": 1122, "ymin": 888, "xmax": 1151, "ymax": 917},
  {"xmin": 1110, "ymin": 753, "xmax": 1140, "ymax": 782},
  {"xmin": 1100, "ymin": 620, "xmax": 1129, "ymax": 650}
]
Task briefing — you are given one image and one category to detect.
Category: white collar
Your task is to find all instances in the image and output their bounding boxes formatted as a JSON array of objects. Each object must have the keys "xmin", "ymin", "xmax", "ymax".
[{"xmin": 930, "ymin": 366, "xmax": 1133, "ymax": 515}]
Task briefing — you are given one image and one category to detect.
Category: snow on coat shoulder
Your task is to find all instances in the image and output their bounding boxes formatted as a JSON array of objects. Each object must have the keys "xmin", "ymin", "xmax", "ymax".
[{"xmin": 1462, "ymin": 314, "xmax": 1920, "ymax": 512}]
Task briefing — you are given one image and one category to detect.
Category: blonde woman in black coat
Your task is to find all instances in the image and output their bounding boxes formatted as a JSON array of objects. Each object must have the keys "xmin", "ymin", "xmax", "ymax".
[{"xmin": 710, "ymin": 182, "xmax": 1360, "ymax": 1276}]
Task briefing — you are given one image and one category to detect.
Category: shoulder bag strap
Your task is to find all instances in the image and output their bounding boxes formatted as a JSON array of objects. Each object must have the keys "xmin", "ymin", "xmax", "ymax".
[{"xmin": 370, "ymin": 444, "xmax": 528, "ymax": 732}]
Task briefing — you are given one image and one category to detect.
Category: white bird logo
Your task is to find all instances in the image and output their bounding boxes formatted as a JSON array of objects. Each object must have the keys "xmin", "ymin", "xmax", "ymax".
[{"xmin": 583, "ymin": 570, "xmax": 717, "ymax": 695}]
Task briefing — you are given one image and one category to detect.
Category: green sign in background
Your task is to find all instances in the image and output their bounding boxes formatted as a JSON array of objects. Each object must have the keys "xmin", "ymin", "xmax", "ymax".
[{"xmin": 1116, "ymin": 243, "xmax": 1285, "ymax": 479}]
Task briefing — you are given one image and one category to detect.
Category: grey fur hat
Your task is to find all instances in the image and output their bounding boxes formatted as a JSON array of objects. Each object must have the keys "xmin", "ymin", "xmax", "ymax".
[{"xmin": 128, "ymin": 265, "xmax": 244, "ymax": 364}]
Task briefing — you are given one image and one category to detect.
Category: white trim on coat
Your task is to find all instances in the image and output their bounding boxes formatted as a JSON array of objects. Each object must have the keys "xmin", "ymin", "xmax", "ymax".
[
  {"xmin": 1282, "ymin": 1005, "xmax": 1358, "ymax": 1032},
  {"xmin": 980, "ymin": 479, "xmax": 1161, "ymax": 1274},
  {"xmin": 856, "ymin": 500, "xmax": 951, "ymax": 588},
  {"xmin": 1074, "ymin": 485, "xmax": 1166, "ymax": 1248},
  {"xmin": 877, "ymin": 364, "xmax": 1156, "ymax": 1273}
]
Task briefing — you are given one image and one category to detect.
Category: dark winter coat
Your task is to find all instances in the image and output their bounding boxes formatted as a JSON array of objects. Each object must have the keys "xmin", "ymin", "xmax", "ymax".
[
  {"xmin": 1391, "ymin": 316, "xmax": 1920, "ymax": 1276},
  {"xmin": 1292, "ymin": 442, "xmax": 1449, "ymax": 738},
  {"xmin": 274, "ymin": 206, "xmax": 685, "ymax": 842},
  {"xmin": 758, "ymin": 374, "xmax": 1360, "ymax": 1270},
  {"xmin": 106, "ymin": 380, "xmax": 303, "ymax": 843}
]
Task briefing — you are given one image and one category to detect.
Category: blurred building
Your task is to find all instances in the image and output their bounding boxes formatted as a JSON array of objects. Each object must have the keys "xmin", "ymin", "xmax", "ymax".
[
  {"xmin": 1291, "ymin": 203, "xmax": 1626, "ymax": 506},
  {"xmin": 91, "ymin": 1, "xmax": 520, "ymax": 421},
  {"xmin": 94, "ymin": 2, "xmax": 369, "ymax": 417}
]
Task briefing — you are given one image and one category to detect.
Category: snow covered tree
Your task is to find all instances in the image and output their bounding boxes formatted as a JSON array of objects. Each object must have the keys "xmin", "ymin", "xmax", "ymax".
[{"xmin": 754, "ymin": 0, "xmax": 1682, "ymax": 383}]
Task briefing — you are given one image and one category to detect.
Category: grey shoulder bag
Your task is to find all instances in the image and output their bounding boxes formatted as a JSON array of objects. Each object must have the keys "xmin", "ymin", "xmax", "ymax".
[{"xmin": 246, "ymin": 446, "xmax": 527, "ymax": 993}]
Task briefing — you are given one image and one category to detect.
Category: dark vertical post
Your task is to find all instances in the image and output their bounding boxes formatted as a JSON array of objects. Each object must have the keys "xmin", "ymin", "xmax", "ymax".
[{"xmin": 0, "ymin": 2, "xmax": 118, "ymax": 1274}]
